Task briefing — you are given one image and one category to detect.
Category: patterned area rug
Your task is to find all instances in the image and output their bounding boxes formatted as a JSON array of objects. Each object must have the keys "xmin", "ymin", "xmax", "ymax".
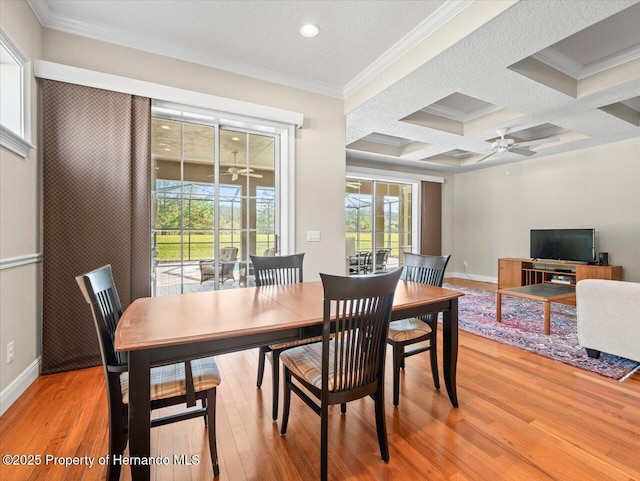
[{"xmin": 444, "ymin": 283, "xmax": 640, "ymax": 380}]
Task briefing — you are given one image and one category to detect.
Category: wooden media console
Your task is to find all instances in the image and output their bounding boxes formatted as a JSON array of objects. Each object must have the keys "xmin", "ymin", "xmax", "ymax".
[{"xmin": 496, "ymin": 258, "xmax": 622, "ymax": 334}]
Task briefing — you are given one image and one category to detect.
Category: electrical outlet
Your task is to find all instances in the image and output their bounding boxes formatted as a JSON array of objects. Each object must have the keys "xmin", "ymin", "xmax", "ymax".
[
  {"xmin": 7, "ymin": 341, "xmax": 15, "ymax": 364},
  {"xmin": 463, "ymin": 261, "xmax": 468, "ymax": 268}
]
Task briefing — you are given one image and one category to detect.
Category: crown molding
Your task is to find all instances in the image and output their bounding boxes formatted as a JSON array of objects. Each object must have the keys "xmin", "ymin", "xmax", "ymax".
[
  {"xmin": 421, "ymin": 102, "xmax": 500, "ymax": 123},
  {"xmin": 27, "ymin": 0, "xmax": 343, "ymax": 98},
  {"xmin": 533, "ymin": 42, "xmax": 640, "ymax": 81},
  {"xmin": 581, "ymin": 43, "xmax": 640, "ymax": 78},
  {"xmin": 28, "ymin": 0, "xmax": 477, "ymax": 100},
  {"xmin": 364, "ymin": 132, "xmax": 413, "ymax": 147},
  {"xmin": 532, "ymin": 49, "xmax": 583, "ymax": 79},
  {"xmin": 342, "ymin": 0, "xmax": 474, "ymax": 98}
]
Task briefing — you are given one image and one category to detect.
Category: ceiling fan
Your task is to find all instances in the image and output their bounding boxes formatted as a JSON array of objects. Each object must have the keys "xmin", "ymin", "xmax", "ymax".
[
  {"xmin": 220, "ymin": 151, "xmax": 264, "ymax": 181},
  {"xmin": 346, "ymin": 181, "xmax": 362, "ymax": 189},
  {"xmin": 476, "ymin": 128, "xmax": 560, "ymax": 163}
]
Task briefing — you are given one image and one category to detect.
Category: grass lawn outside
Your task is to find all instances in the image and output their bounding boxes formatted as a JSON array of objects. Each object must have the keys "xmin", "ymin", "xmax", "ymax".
[
  {"xmin": 155, "ymin": 233, "xmax": 274, "ymax": 262},
  {"xmin": 156, "ymin": 233, "xmax": 409, "ymax": 263}
]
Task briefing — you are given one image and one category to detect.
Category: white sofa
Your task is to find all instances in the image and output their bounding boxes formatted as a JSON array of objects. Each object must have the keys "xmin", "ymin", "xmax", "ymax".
[{"xmin": 576, "ymin": 279, "xmax": 640, "ymax": 363}]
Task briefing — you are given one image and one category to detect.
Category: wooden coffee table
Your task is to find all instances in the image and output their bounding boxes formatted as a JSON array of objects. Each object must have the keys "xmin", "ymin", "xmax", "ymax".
[{"xmin": 496, "ymin": 283, "xmax": 576, "ymax": 335}]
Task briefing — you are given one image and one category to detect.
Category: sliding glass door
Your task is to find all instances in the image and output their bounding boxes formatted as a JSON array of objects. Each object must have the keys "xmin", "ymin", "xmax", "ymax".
[
  {"xmin": 151, "ymin": 113, "xmax": 279, "ymax": 295},
  {"xmin": 346, "ymin": 178, "xmax": 414, "ymax": 273}
]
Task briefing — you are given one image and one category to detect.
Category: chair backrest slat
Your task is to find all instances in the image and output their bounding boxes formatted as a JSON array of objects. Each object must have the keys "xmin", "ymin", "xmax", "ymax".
[
  {"xmin": 251, "ymin": 253, "xmax": 304, "ymax": 287},
  {"xmin": 76, "ymin": 265, "xmax": 127, "ymax": 367},
  {"xmin": 402, "ymin": 253, "xmax": 451, "ymax": 323},
  {"xmin": 321, "ymin": 269, "xmax": 402, "ymax": 393}
]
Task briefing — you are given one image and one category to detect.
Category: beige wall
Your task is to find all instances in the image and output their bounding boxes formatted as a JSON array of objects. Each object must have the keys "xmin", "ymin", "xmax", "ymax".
[
  {"xmin": 451, "ymin": 137, "xmax": 640, "ymax": 282},
  {"xmin": 0, "ymin": 0, "xmax": 42, "ymax": 393}
]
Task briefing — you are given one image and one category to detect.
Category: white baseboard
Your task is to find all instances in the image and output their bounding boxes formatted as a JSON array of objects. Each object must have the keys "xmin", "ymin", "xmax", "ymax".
[
  {"xmin": 446, "ymin": 272, "xmax": 498, "ymax": 284},
  {"xmin": 0, "ymin": 357, "xmax": 41, "ymax": 417}
]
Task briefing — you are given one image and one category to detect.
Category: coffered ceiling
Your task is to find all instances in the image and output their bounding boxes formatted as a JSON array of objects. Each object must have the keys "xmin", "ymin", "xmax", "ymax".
[{"xmin": 28, "ymin": 0, "xmax": 640, "ymax": 173}]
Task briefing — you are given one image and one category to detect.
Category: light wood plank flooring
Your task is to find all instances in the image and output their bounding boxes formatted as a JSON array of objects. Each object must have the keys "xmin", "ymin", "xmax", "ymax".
[{"xmin": 1, "ymin": 279, "xmax": 639, "ymax": 480}]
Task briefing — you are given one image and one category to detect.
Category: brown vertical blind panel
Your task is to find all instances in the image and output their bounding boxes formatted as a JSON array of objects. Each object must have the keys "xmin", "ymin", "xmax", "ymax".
[
  {"xmin": 420, "ymin": 181, "xmax": 442, "ymax": 255},
  {"xmin": 42, "ymin": 80, "xmax": 151, "ymax": 374}
]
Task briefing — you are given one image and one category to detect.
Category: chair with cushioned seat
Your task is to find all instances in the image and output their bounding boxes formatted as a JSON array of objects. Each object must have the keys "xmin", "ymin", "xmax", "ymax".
[
  {"xmin": 76, "ymin": 265, "xmax": 221, "ymax": 480},
  {"xmin": 199, "ymin": 246, "xmax": 238, "ymax": 284},
  {"xmin": 251, "ymin": 253, "xmax": 317, "ymax": 420},
  {"xmin": 387, "ymin": 253, "xmax": 450, "ymax": 406},
  {"xmin": 279, "ymin": 269, "xmax": 403, "ymax": 481}
]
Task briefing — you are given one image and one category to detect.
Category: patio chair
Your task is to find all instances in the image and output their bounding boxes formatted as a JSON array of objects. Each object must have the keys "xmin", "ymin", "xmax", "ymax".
[
  {"xmin": 280, "ymin": 269, "xmax": 403, "ymax": 481},
  {"xmin": 199, "ymin": 246, "xmax": 238, "ymax": 283},
  {"xmin": 239, "ymin": 247, "xmax": 275, "ymax": 286},
  {"xmin": 348, "ymin": 250, "xmax": 370, "ymax": 275},
  {"xmin": 374, "ymin": 248, "xmax": 392, "ymax": 271},
  {"xmin": 76, "ymin": 265, "xmax": 221, "ymax": 480},
  {"xmin": 387, "ymin": 252, "xmax": 450, "ymax": 406}
]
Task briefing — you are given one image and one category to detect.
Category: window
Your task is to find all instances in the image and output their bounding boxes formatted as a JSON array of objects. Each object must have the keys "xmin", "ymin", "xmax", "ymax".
[
  {"xmin": 346, "ymin": 178, "xmax": 416, "ymax": 274},
  {"xmin": 151, "ymin": 103, "xmax": 286, "ymax": 295},
  {"xmin": 0, "ymin": 26, "xmax": 33, "ymax": 157}
]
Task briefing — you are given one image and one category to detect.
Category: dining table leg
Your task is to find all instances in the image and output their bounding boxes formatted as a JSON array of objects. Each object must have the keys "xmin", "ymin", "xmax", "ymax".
[
  {"xmin": 442, "ymin": 298, "xmax": 459, "ymax": 408},
  {"xmin": 129, "ymin": 349, "xmax": 151, "ymax": 481}
]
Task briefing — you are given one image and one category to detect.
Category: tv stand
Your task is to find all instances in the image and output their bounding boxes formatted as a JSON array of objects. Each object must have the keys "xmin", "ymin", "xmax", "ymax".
[{"xmin": 498, "ymin": 258, "xmax": 623, "ymax": 304}]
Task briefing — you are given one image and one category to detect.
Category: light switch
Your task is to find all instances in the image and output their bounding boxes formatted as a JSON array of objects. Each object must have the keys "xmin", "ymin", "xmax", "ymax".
[{"xmin": 306, "ymin": 230, "xmax": 321, "ymax": 242}]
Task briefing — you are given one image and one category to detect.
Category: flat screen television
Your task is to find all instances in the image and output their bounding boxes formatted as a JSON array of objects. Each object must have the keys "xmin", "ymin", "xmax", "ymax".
[{"xmin": 530, "ymin": 228, "xmax": 595, "ymax": 263}]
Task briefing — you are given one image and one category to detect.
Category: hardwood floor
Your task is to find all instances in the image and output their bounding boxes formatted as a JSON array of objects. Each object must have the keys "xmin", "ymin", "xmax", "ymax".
[{"xmin": 2, "ymin": 279, "xmax": 639, "ymax": 480}]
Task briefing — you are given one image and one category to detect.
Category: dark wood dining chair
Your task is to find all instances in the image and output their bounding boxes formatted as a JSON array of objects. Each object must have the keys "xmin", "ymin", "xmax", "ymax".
[
  {"xmin": 240, "ymin": 247, "xmax": 276, "ymax": 286},
  {"xmin": 251, "ymin": 253, "xmax": 317, "ymax": 420},
  {"xmin": 387, "ymin": 253, "xmax": 451, "ymax": 406},
  {"xmin": 76, "ymin": 265, "xmax": 221, "ymax": 480},
  {"xmin": 280, "ymin": 268, "xmax": 403, "ymax": 481}
]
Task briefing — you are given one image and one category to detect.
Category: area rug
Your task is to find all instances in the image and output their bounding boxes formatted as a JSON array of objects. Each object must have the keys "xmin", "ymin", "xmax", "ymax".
[{"xmin": 443, "ymin": 283, "xmax": 640, "ymax": 381}]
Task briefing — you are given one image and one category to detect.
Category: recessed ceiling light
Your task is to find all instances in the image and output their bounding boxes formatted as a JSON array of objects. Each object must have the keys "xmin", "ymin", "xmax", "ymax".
[
  {"xmin": 231, "ymin": 137, "xmax": 240, "ymax": 141},
  {"xmin": 161, "ymin": 125, "xmax": 170, "ymax": 130},
  {"xmin": 300, "ymin": 24, "xmax": 320, "ymax": 38},
  {"xmin": 163, "ymin": 148, "xmax": 171, "ymax": 152}
]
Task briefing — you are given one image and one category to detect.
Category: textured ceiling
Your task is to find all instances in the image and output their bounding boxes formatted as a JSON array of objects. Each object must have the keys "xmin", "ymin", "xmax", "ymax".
[
  {"xmin": 346, "ymin": 0, "xmax": 640, "ymax": 173},
  {"xmin": 28, "ymin": 0, "xmax": 448, "ymax": 97},
  {"xmin": 28, "ymin": 0, "xmax": 640, "ymax": 174}
]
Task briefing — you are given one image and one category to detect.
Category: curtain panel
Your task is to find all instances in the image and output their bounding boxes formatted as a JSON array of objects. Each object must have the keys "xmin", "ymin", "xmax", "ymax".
[
  {"xmin": 420, "ymin": 181, "xmax": 442, "ymax": 255},
  {"xmin": 42, "ymin": 80, "xmax": 151, "ymax": 374}
]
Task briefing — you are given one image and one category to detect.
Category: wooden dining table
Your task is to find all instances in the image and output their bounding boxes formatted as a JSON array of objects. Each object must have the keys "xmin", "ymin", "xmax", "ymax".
[{"xmin": 115, "ymin": 280, "xmax": 463, "ymax": 480}]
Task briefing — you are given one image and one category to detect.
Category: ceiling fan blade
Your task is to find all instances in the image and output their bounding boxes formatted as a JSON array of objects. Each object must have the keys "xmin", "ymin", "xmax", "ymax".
[
  {"xmin": 247, "ymin": 173, "xmax": 263, "ymax": 178},
  {"xmin": 475, "ymin": 151, "xmax": 497, "ymax": 163},
  {"xmin": 510, "ymin": 147, "xmax": 536, "ymax": 157},
  {"xmin": 516, "ymin": 137, "xmax": 560, "ymax": 148}
]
